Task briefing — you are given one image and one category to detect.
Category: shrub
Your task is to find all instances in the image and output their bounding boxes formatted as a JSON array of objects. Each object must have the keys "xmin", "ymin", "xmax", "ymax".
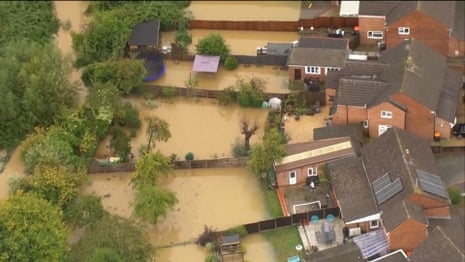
[
  {"xmin": 448, "ymin": 187, "xmax": 463, "ymax": 205},
  {"xmin": 185, "ymin": 152, "xmax": 194, "ymax": 161},
  {"xmin": 218, "ymin": 86, "xmax": 237, "ymax": 105},
  {"xmin": 120, "ymin": 102, "xmax": 141, "ymax": 129},
  {"xmin": 224, "ymin": 225, "xmax": 248, "ymax": 237},
  {"xmin": 232, "ymin": 139, "xmax": 248, "ymax": 157},
  {"xmin": 224, "ymin": 56, "xmax": 238, "ymax": 70},
  {"xmin": 237, "ymin": 77, "xmax": 265, "ymax": 108},
  {"xmin": 162, "ymin": 86, "xmax": 177, "ymax": 98}
]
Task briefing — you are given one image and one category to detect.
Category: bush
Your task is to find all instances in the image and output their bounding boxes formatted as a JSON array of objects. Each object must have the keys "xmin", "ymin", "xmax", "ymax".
[
  {"xmin": 232, "ymin": 139, "xmax": 248, "ymax": 157},
  {"xmin": 224, "ymin": 56, "xmax": 238, "ymax": 70},
  {"xmin": 448, "ymin": 187, "xmax": 463, "ymax": 205},
  {"xmin": 64, "ymin": 194, "xmax": 106, "ymax": 228},
  {"xmin": 224, "ymin": 225, "xmax": 248, "ymax": 237},
  {"xmin": 120, "ymin": 102, "xmax": 141, "ymax": 129},
  {"xmin": 185, "ymin": 152, "xmax": 194, "ymax": 161},
  {"xmin": 237, "ymin": 77, "xmax": 266, "ymax": 108},
  {"xmin": 162, "ymin": 86, "xmax": 177, "ymax": 98},
  {"xmin": 218, "ymin": 86, "xmax": 237, "ymax": 106}
]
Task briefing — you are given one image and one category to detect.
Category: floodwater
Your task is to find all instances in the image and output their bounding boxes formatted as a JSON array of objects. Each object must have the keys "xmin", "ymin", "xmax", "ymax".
[
  {"xmin": 186, "ymin": 1, "xmax": 302, "ymax": 21},
  {"xmin": 0, "ymin": 143, "xmax": 26, "ymax": 200},
  {"xmin": 114, "ymin": 97, "xmax": 269, "ymax": 160},
  {"xmin": 83, "ymin": 168, "xmax": 276, "ymax": 262},
  {"xmin": 54, "ymin": 1, "xmax": 89, "ymax": 105}
]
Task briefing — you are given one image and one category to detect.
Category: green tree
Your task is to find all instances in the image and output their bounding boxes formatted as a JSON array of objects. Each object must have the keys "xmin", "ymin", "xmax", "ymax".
[
  {"xmin": 64, "ymin": 194, "xmax": 106, "ymax": 229},
  {"xmin": 85, "ymin": 247, "xmax": 123, "ymax": 262},
  {"xmin": 145, "ymin": 116, "xmax": 171, "ymax": 152},
  {"xmin": 0, "ymin": 193, "xmax": 68, "ymax": 261},
  {"xmin": 133, "ymin": 185, "xmax": 178, "ymax": 224},
  {"xmin": 247, "ymin": 128, "xmax": 286, "ymax": 176},
  {"xmin": 236, "ymin": 77, "xmax": 266, "ymax": 107},
  {"xmin": 68, "ymin": 214, "xmax": 153, "ymax": 262},
  {"xmin": 131, "ymin": 151, "xmax": 173, "ymax": 189},
  {"xmin": 224, "ymin": 56, "xmax": 239, "ymax": 70},
  {"xmin": 110, "ymin": 126, "xmax": 132, "ymax": 162},
  {"xmin": 174, "ymin": 25, "xmax": 192, "ymax": 51},
  {"xmin": 195, "ymin": 33, "xmax": 230, "ymax": 60}
]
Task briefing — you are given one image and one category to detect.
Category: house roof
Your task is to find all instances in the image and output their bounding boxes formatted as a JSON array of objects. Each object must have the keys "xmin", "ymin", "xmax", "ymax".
[
  {"xmin": 334, "ymin": 77, "xmax": 390, "ymax": 107},
  {"xmin": 362, "ymin": 128, "xmax": 442, "ymax": 231},
  {"xmin": 304, "ymin": 242, "xmax": 363, "ymax": 262},
  {"xmin": 265, "ymin": 43, "xmax": 293, "ymax": 56},
  {"xmin": 313, "ymin": 123, "xmax": 365, "ymax": 147},
  {"xmin": 192, "ymin": 55, "xmax": 220, "ymax": 73},
  {"xmin": 410, "ymin": 226, "xmax": 465, "ymax": 262},
  {"xmin": 275, "ymin": 137, "xmax": 357, "ymax": 172},
  {"xmin": 452, "ymin": 1, "xmax": 465, "ymax": 40},
  {"xmin": 325, "ymin": 61, "xmax": 387, "ymax": 89},
  {"xmin": 370, "ymin": 249, "xmax": 409, "ymax": 262},
  {"xmin": 129, "ymin": 20, "xmax": 160, "ymax": 46},
  {"xmin": 353, "ymin": 229, "xmax": 389, "ymax": 259},
  {"xmin": 297, "ymin": 37, "xmax": 349, "ymax": 50},
  {"xmin": 358, "ymin": 1, "xmax": 399, "ymax": 17},
  {"xmin": 436, "ymin": 68, "xmax": 463, "ymax": 122},
  {"xmin": 327, "ymin": 156, "xmax": 379, "ymax": 222},
  {"xmin": 427, "ymin": 206, "xmax": 465, "ymax": 254},
  {"xmin": 286, "ymin": 47, "xmax": 348, "ymax": 67}
]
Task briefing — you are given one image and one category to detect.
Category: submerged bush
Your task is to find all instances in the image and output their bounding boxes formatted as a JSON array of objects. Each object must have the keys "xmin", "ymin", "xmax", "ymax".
[
  {"xmin": 224, "ymin": 56, "xmax": 238, "ymax": 70},
  {"xmin": 185, "ymin": 152, "xmax": 194, "ymax": 161}
]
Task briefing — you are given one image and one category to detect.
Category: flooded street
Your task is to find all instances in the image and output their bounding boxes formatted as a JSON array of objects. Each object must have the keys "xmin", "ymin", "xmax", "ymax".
[
  {"xmin": 186, "ymin": 1, "xmax": 302, "ymax": 21},
  {"xmin": 83, "ymin": 168, "xmax": 276, "ymax": 262}
]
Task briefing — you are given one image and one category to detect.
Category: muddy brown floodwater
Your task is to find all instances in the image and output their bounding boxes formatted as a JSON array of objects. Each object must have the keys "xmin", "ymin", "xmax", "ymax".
[
  {"xmin": 83, "ymin": 168, "xmax": 276, "ymax": 262},
  {"xmin": 186, "ymin": 1, "xmax": 302, "ymax": 21}
]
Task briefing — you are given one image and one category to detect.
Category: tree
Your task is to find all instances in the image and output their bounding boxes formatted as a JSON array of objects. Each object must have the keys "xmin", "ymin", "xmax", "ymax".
[
  {"xmin": 195, "ymin": 33, "xmax": 230, "ymax": 60},
  {"xmin": 174, "ymin": 25, "xmax": 192, "ymax": 51},
  {"xmin": 0, "ymin": 193, "xmax": 68, "ymax": 261},
  {"xmin": 85, "ymin": 248, "xmax": 123, "ymax": 262},
  {"xmin": 240, "ymin": 117, "xmax": 259, "ymax": 151},
  {"xmin": 145, "ymin": 116, "xmax": 171, "ymax": 153},
  {"xmin": 68, "ymin": 214, "xmax": 153, "ymax": 262},
  {"xmin": 133, "ymin": 185, "xmax": 178, "ymax": 224},
  {"xmin": 64, "ymin": 194, "xmax": 106, "ymax": 228},
  {"xmin": 247, "ymin": 128, "xmax": 286, "ymax": 176},
  {"xmin": 236, "ymin": 77, "xmax": 266, "ymax": 107},
  {"xmin": 110, "ymin": 126, "xmax": 132, "ymax": 162},
  {"xmin": 131, "ymin": 151, "xmax": 173, "ymax": 189}
]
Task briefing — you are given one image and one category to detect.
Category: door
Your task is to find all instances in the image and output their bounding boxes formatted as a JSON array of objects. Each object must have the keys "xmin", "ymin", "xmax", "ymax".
[
  {"xmin": 378, "ymin": 124, "xmax": 392, "ymax": 136},
  {"xmin": 294, "ymin": 68, "xmax": 302, "ymax": 80},
  {"xmin": 289, "ymin": 171, "xmax": 297, "ymax": 185}
]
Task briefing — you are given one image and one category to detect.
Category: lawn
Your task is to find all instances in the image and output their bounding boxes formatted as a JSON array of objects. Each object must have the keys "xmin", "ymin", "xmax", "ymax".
[
  {"xmin": 261, "ymin": 225, "xmax": 303, "ymax": 262},
  {"xmin": 260, "ymin": 177, "xmax": 283, "ymax": 217}
]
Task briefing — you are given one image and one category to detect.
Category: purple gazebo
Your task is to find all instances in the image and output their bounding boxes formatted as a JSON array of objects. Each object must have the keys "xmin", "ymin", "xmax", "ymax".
[{"xmin": 192, "ymin": 55, "xmax": 221, "ymax": 73}]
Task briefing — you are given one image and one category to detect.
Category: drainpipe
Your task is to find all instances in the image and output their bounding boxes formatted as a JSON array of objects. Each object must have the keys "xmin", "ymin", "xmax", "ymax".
[{"xmin": 346, "ymin": 105, "xmax": 349, "ymax": 124}]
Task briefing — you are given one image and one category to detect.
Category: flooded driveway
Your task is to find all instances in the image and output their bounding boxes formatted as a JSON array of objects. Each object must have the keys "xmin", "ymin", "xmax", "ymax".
[
  {"xmin": 83, "ymin": 168, "xmax": 276, "ymax": 262},
  {"xmin": 186, "ymin": 1, "xmax": 302, "ymax": 21}
]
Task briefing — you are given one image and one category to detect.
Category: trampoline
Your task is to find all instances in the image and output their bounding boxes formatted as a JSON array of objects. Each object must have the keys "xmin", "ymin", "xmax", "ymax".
[{"xmin": 137, "ymin": 52, "xmax": 166, "ymax": 82}]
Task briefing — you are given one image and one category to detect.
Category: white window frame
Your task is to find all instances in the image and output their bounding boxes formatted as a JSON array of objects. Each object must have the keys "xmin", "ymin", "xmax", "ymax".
[
  {"xmin": 370, "ymin": 220, "xmax": 380, "ymax": 229},
  {"xmin": 398, "ymin": 27, "xmax": 410, "ymax": 35},
  {"xmin": 362, "ymin": 120, "xmax": 369, "ymax": 128},
  {"xmin": 380, "ymin": 110, "xmax": 393, "ymax": 119},
  {"xmin": 305, "ymin": 66, "xmax": 320, "ymax": 75},
  {"xmin": 307, "ymin": 167, "xmax": 318, "ymax": 176},
  {"xmin": 324, "ymin": 67, "xmax": 341, "ymax": 75},
  {"xmin": 367, "ymin": 31, "xmax": 383, "ymax": 40},
  {"xmin": 289, "ymin": 171, "xmax": 297, "ymax": 178}
]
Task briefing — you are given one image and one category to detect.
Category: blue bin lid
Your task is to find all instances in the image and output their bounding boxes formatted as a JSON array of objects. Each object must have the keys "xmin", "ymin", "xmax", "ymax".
[{"xmin": 287, "ymin": 255, "xmax": 300, "ymax": 262}]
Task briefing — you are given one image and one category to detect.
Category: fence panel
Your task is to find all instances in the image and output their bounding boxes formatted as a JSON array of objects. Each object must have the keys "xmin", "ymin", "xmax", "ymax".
[
  {"xmin": 276, "ymin": 216, "xmax": 292, "ymax": 227},
  {"xmin": 244, "ymin": 223, "xmax": 260, "ymax": 234},
  {"xmin": 259, "ymin": 219, "xmax": 277, "ymax": 231}
]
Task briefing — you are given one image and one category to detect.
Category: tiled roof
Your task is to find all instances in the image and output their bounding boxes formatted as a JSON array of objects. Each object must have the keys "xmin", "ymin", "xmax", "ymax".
[
  {"xmin": 313, "ymin": 123, "xmax": 365, "ymax": 147},
  {"xmin": 358, "ymin": 1, "xmax": 399, "ymax": 16},
  {"xmin": 129, "ymin": 20, "xmax": 160, "ymax": 46},
  {"xmin": 325, "ymin": 61, "xmax": 387, "ymax": 89},
  {"xmin": 452, "ymin": 1, "xmax": 465, "ymax": 40},
  {"xmin": 410, "ymin": 226, "xmax": 465, "ymax": 262},
  {"xmin": 404, "ymin": 200, "xmax": 428, "ymax": 225},
  {"xmin": 362, "ymin": 128, "xmax": 440, "ymax": 231},
  {"xmin": 327, "ymin": 156, "xmax": 379, "ymax": 222},
  {"xmin": 297, "ymin": 37, "xmax": 349, "ymax": 50},
  {"xmin": 304, "ymin": 242, "xmax": 363, "ymax": 262},
  {"xmin": 370, "ymin": 250, "xmax": 409, "ymax": 262},
  {"xmin": 286, "ymin": 47, "xmax": 348, "ymax": 67},
  {"xmin": 427, "ymin": 206, "xmax": 465, "ymax": 254},
  {"xmin": 436, "ymin": 68, "xmax": 463, "ymax": 122},
  {"xmin": 334, "ymin": 77, "xmax": 390, "ymax": 107},
  {"xmin": 275, "ymin": 137, "xmax": 357, "ymax": 172}
]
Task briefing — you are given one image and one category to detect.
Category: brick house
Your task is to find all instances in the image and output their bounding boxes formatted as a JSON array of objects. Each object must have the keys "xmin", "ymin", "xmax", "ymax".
[
  {"xmin": 357, "ymin": 1, "xmax": 465, "ymax": 57},
  {"xmin": 273, "ymin": 137, "xmax": 360, "ymax": 187},
  {"xmin": 327, "ymin": 128, "xmax": 451, "ymax": 253},
  {"xmin": 286, "ymin": 37, "xmax": 349, "ymax": 83},
  {"xmin": 328, "ymin": 39, "xmax": 462, "ymax": 140}
]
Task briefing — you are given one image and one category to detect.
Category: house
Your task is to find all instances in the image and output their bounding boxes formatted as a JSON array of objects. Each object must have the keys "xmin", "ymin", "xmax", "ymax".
[
  {"xmin": 356, "ymin": 1, "xmax": 464, "ymax": 57},
  {"xmin": 313, "ymin": 123, "xmax": 366, "ymax": 146},
  {"xmin": 128, "ymin": 20, "xmax": 161, "ymax": 52},
  {"xmin": 327, "ymin": 128, "xmax": 451, "ymax": 252},
  {"xmin": 329, "ymin": 39, "xmax": 463, "ymax": 140},
  {"xmin": 273, "ymin": 137, "xmax": 361, "ymax": 187},
  {"xmin": 304, "ymin": 242, "xmax": 364, "ymax": 262},
  {"xmin": 410, "ymin": 226, "xmax": 465, "ymax": 262},
  {"xmin": 286, "ymin": 37, "xmax": 349, "ymax": 83}
]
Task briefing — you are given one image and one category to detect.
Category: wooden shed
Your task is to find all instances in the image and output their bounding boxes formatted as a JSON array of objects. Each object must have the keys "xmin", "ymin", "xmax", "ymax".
[{"xmin": 220, "ymin": 234, "xmax": 244, "ymax": 262}]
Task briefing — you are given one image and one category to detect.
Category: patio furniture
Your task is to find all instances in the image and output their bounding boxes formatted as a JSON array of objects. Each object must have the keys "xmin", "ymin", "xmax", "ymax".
[
  {"xmin": 311, "ymin": 215, "xmax": 320, "ymax": 224},
  {"xmin": 327, "ymin": 214, "xmax": 335, "ymax": 223}
]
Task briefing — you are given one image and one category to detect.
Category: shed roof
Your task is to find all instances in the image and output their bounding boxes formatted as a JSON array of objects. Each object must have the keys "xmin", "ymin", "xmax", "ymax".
[
  {"xmin": 297, "ymin": 37, "xmax": 349, "ymax": 50},
  {"xmin": 266, "ymin": 43, "xmax": 293, "ymax": 56},
  {"xmin": 192, "ymin": 55, "xmax": 220, "ymax": 73},
  {"xmin": 287, "ymin": 47, "xmax": 348, "ymax": 67},
  {"xmin": 313, "ymin": 123, "xmax": 365, "ymax": 146},
  {"xmin": 129, "ymin": 20, "xmax": 160, "ymax": 46}
]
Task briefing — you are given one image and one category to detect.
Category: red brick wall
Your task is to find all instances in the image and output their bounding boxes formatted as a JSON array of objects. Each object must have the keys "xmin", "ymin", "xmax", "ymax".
[
  {"xmin": 325, "ymin": 88, "xmax": 336, "ymax": 105},
  {"xmin": 388, "ymin": 219, "xmax": 428, "ymax": 252},
  {"xmin": 332, "ymin": 105, "xmax": 367, "ymax": 127},
  {"xmin": 390, "ymin": 93, "xmax": 434, "ymax": 140},
  {"xmin": 358, "ymin": 16, "xmax": 385, "ymax": 46},
  {"xmin": 386, "ymin": 11, "xmax": 449, "ymax": 56},
  {"xmin": 449, "ymin": 38, "xmax": 465, "ymax": 57},
  {"xmin": 367, "ymin": 101, "xmax": 406, "ymax": 138},
  {"xmin": 288, "ymin": 66, "xmax": 331, "ymax": 81},
  {"xmin": 276, "ymin": 162, "xmax": 325, "ymax": 187},
  {"xmin": 408, "ymin": 194, "xmax": 450, "ymax": 218}
]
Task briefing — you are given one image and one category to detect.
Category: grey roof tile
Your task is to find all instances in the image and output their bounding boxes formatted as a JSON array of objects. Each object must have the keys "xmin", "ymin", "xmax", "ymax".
[
  {"xmin": 313, "ymin": 123, "xmax": 365, "ymax": 147},
  {"xmin": 410, "ymin": 226, "xmax": 465, "ymax": 262},
  {"xmin": 287, "ymin": 47, "xmax": 348, "ymax": 67},
  {"xmin": 297, "ymin": 37, "xmax": 349, "ymax": 50},
  {"xmin": 335, "ymin": 77, "xmax": 390, "ymax": 106},
  {"xmin": 129, "ymin": 20, "xmax": 160, "ymax": 46},
  {"xmin": 304, "ymin": 242, "xmax": 363, "ymax": 262},
  {"xmin": 436, "ymin": 68, "xmax": 463, "ymax": 122}
]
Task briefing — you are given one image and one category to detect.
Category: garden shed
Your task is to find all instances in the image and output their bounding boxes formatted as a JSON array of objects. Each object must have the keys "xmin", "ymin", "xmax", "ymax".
[
  {"xmin": 192, "ymin": 55, "xmax": 220, "ymax": 73},
  {"xmin": 219, "ymin": 234, "xmax": 244, "ymax": 262},
  {"xmin": 128, "ymin": 20, "xmax": 160, "ymax": 51}
]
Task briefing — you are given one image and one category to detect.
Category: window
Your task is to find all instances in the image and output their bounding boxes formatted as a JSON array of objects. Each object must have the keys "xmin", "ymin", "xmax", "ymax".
[
  {"xmin": 305, "ymin": 66, "xmax": 320, "ymax": 75},
  {"xmin": 325, "ymin": 67, "xmax": 341, "ymax": 75},
  {"xmin": 308, "ymin": 167, "xmax": 318, "ymax": 176},
  {"xmin": 398, "ymin": 27, "xmax": 410, "ymax": 35},
  {"xmin": 381, "ymin": 110, "xmax": 392, "ymax": 119},
  {"xmin": 362, "ymin": 120, "xmax": 369, "ymax": 128},
  {"xmin": 370, "ymin": 220, "xmax": 379, "ymax": 229},
  {"xmin": 367, "ymin": 31, "xmax": 383, "ymax": 39}
]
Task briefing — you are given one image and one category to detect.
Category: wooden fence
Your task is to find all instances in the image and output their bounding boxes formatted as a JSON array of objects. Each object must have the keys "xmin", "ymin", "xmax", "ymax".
[
  {"xmin": 188, "ymin": 17, "xmax": 358, "ymax": 32},
  {"xmin": 87, "ymin": 157, "xmax": 249, "ymax": 174},
  {"xmin": 431, "ymin": 145, "xmax": 465, "ymax": 154},
  {"xmin": 242, "ymin": 207, "xmax": 341, "ymax": 234}
]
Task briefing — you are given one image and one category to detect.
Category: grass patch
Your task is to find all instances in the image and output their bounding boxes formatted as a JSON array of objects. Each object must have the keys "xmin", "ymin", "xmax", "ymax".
[
  {"xmin": 261, "ymin": 225, "xmax": 302, "ymax": 262},
  {"xmin": 259, "ymin": 178, "xmax": 283, "ymax": 217}
]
